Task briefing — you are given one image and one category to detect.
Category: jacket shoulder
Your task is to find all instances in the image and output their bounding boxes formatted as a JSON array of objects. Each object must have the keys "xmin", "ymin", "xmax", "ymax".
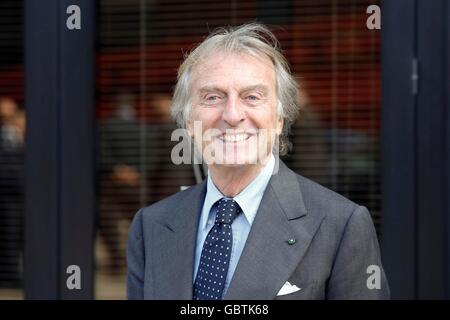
[
  {"xmin": 295, "ymin": 173, "xmax": 360, "ymax": 221},
  {"xmin": 137, "ymin": 183, "xmax": 204, "ymax": 221}
]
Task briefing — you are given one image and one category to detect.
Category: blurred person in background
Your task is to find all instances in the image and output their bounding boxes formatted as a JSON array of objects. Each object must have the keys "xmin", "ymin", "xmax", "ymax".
[
  {"xmin": 98, "ymin": 91, "xmax": 196, "ymax": 276},
  {"xmin": 282, "ymin": 86, "xmax": 331, "ymax": 187},
  {"xmin": 0, "ymin": 97, "xmax": 25, "ymax": 288},
  {"xmin": 145, "ymin": 93, "xmax": 196, "ymax": 204},
  {"xmin": 0, "ymin": 97, "xmax": 25, "ymax": 150},
  {"xmin": 98, "ymin": 92, "xmax": 141, "ymax": 275}
]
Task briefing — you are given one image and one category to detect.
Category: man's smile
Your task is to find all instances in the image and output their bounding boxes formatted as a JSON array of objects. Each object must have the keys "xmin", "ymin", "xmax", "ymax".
[{"xmin": 217, "ymin": 133, "xmax": 252, "ymax": 143}]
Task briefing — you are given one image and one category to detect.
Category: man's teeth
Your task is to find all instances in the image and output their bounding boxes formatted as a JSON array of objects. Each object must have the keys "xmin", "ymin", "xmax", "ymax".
[{"xmin": 219, "ymin": 134, "xmax": 250, "ymax": 142}]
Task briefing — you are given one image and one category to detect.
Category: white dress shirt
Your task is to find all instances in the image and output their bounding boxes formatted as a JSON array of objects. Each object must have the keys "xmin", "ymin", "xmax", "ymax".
[{"xmin": 193, "ymin": 154, "xmax": 276, "ymax": 297}]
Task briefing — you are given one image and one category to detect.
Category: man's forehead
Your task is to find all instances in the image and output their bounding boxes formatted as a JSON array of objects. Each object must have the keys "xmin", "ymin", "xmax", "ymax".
[
  {"xmin": 193, "ymin": 50, "xmax": 272, "ymax": 70},
  {"xmin": 191, "ymin": 51, "xmax": 276, "ymax": 90}
]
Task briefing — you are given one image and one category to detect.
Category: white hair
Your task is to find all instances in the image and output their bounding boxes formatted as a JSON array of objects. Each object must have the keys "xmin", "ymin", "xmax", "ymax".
[{"xmin": 170, "ymin": 22, "xmax": 300, "ymax": 155}]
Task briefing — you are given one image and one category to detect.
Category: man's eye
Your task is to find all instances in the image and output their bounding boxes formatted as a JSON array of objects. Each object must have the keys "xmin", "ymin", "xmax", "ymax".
[
  {"xmin": 246, "ymin": 95, "xmax": 259, "ymax": 101},
  {"xmin": 206, "ymin": 95, "xmax": 220, "ymax": 101}
]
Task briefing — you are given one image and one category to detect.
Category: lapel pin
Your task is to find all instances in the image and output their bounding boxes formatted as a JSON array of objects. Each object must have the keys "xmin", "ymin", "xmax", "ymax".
[{"xmin": 287, "ymin": 238, "xmax": 296, "ymax": 245}]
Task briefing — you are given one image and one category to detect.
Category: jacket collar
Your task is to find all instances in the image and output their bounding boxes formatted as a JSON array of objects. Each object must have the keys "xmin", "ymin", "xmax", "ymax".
[{"xmin": 151, "ymin": 160, "xmax": 322, "ymax": 299}]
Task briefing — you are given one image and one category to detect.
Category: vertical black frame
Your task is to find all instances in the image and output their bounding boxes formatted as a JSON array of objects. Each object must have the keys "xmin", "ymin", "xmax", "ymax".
[
  {"xmin": 382, "ymin": 0, "xmax": 450, "ymax": 299},
  {"xmin": 446, "ymin": 0, "xmax": 450, "ymax": 300},
  {"xmin": 24, "ymin": 0, "xmax": 95, "ymax": 299},
  {"xmin": 381, "ymin": 0, "xmax": 417, "ymax": 299},
  {"xmin": 415, "ymin": 0, "xmax": 449, "ymax": 299}
]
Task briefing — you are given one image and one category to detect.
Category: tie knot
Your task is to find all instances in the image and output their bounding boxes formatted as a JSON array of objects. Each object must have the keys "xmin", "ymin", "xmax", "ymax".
[{"xmin": 215, "ymin": 198, "xmax": 241, "ymax": 225}]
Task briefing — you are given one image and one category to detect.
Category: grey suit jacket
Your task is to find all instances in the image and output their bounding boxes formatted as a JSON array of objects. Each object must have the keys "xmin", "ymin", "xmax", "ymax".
[{"xmin": 127, "ymin": 161, "xmax": 390, "ymax": 299}]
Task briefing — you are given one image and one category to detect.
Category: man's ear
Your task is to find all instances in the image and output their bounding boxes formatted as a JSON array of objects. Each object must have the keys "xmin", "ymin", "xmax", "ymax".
[
  {"xmin": 276, "ymin": 117, "xmax": 284, "ymax": 135},
  {"xmin": 186, "ymin": 121, "xmax": 194, "ymax": 138}
]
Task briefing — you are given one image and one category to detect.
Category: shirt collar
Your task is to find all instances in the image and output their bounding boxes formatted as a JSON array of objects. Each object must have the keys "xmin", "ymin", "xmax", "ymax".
[{"xmin": 200, "ymin": 154, "xmax": 276, "ymax": 230}]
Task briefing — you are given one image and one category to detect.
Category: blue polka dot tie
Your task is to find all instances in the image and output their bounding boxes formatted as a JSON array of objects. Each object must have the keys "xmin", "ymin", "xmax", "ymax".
[{"xmin": 193, "ymin": 198, "xmax": 242, "ymax": 300}]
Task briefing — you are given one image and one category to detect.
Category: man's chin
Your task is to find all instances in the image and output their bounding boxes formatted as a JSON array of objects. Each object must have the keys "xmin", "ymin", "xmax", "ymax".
[
  {"xmin": 207, "ymin": 155, "xmax": 261, "ymax": 167},
  {"xmin": 214, "ymin": 162, "xmax": 250, "ymax": 168}
]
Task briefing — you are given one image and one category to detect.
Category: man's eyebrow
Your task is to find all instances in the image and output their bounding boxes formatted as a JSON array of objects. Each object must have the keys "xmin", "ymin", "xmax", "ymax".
[
  {"xmin": 198, "ymin": 86, "xmax": 226, "ymax": 94},
  {"xmin": 240, "ymin": 84, "xmax": 269, "ymax": 94}
]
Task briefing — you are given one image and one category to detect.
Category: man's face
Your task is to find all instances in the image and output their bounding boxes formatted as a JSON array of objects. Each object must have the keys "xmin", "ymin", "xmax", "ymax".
[{"xmin": 188, "ymin": 51, "xmax": 282, "ymax": 167}]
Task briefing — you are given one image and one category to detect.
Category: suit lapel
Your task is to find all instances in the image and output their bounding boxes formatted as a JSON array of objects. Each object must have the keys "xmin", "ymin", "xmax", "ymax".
[
  {"xmin": 224, "ymin": 161, "xmax": 325, "ymax": 300},
  {"xmin": 151, "ymin": 180, "xmax": 207, "ymax": 299}
]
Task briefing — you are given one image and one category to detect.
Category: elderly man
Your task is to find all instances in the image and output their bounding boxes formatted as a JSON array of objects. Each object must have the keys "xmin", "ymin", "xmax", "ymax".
[{"xmin": 127, "ymin": 23, "xmax": 389, "ymax": 300}]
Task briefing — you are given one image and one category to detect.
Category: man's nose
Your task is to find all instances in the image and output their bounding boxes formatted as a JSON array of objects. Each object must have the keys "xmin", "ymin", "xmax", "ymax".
[{"xmin": 222, "ymin": 96, "xmax": 245, "ymax": 126}]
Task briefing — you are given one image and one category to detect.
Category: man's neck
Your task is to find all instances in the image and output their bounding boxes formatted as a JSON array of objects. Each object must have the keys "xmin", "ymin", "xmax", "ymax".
[{"xmin": 208, "ymin": 156, "xmax": 271, "ymax": 197}]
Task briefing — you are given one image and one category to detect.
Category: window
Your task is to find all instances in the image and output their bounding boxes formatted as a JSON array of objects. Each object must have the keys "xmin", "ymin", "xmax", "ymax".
[{"xmin": 96, "ymin": 0, "xmax": 381, "ymax": 299}]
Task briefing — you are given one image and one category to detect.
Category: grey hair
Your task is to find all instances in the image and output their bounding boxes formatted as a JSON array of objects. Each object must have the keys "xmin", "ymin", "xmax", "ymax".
[{"xmin": 170, "ymin": 22, "xmax": 300, "ymax": 155}]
